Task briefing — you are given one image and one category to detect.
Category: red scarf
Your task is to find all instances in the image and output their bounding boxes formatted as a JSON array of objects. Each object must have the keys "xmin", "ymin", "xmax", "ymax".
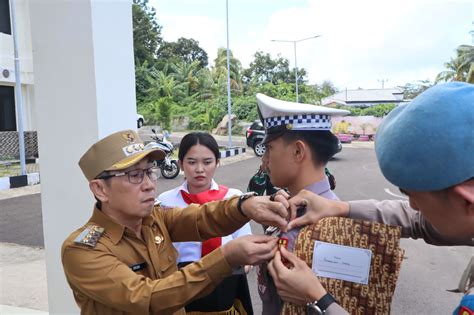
[{"xmin": 180, "ymin": 184, "xmax": 229, "ymax": 257}]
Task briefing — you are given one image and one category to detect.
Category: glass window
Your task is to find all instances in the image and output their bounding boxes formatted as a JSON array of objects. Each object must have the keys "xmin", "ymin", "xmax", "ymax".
[
  {"xmin": 0, "ymin": 86, "xmax": 16, "ymax": 131},
  {"xmin": 0, "ymin": 0, "xmax": 12, "ymax": 35}
]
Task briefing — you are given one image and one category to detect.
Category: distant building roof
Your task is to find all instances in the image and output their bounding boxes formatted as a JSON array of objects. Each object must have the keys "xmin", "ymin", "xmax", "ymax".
[{"xmin": 321, "ymin": 88, "xmax": 405, "ymax": 107}]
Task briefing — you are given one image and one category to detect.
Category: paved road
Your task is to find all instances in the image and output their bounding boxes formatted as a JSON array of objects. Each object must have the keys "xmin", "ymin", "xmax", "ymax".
[{"xmin": 0, "ymin": 146, "xmax": 470, "ymax": 314}]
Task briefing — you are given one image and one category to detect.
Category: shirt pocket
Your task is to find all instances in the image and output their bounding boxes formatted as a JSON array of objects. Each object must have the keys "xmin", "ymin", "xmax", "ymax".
[{"xmin": 156, "ymin": 241, "xmax": 179, "ymax": 275}]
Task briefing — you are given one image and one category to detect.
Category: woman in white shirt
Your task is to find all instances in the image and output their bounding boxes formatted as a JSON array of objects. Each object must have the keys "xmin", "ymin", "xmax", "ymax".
[{"xmin": 158, "ymin": 132, "xmax": 253, "ymax": 314}]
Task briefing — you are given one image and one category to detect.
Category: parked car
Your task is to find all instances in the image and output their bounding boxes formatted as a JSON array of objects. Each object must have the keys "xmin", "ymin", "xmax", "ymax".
[
  {"xmin": 137, "ymin": 114, "xmax": 144, "ymax": 128},
  {"xmin": 246, "ymin": 120, "xmax": 266, "ymax": 156}
]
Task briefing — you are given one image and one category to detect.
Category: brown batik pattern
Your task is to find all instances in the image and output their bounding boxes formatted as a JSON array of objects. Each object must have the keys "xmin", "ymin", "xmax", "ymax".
[{"xmin": 281, "ymin": 217, "xmax": 404, "ymax": 315}]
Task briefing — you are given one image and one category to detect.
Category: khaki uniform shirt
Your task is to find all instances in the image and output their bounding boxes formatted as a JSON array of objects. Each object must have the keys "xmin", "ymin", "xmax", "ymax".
[{"xmin": 62, "ymin": 197, "xmax": 248, "ymax": 315}]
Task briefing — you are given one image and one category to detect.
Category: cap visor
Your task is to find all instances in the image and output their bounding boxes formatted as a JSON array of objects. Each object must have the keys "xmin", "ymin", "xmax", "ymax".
[{"xmin": 108, "ymin": 148, "xmax": 166, "ymax": 171}]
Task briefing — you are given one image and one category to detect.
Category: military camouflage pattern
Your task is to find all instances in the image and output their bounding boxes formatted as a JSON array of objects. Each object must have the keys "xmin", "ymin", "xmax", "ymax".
[{"xmin": 282, "ymin": 217, "xmax": 404, "ymax": 315}]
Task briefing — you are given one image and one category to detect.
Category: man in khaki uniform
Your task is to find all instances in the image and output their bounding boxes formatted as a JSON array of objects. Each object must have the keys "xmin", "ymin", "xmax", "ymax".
[{"xmin": 62, "ymin": 129, "xmax": 289, "ymax": 314}]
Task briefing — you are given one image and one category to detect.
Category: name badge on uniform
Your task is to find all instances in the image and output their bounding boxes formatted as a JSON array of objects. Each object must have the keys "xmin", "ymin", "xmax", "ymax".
[
  {"xmin": 312, "ymin": 241, "xmax": 372, "ymax": 285},
  {"xmin": 130, "ymin": 262, "xmax": 147, "ymax": 272}
]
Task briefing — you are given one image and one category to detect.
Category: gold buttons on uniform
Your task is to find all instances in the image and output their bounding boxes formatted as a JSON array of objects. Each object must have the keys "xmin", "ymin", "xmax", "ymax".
[{"xmin": 154, "ymin": 235, "xmax": 164, "ymax": 244}]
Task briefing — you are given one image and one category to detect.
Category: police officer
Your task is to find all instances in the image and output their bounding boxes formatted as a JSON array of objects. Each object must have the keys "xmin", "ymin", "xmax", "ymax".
[
  {"xmin": 62, "ymin": 129, "xmax": 289, "ymax": 314},
  {"xmin": 251, "ymin": 93, "xmax": 349, "ymax": 314},
  {"xmin": 268, "ymin": 82, "xmax": 474, "ymax": 314}
]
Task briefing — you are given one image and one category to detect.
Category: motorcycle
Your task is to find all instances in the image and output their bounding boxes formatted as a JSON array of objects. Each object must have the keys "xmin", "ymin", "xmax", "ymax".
[{"xmin": 145, "ymin": 129, "xmax": 180, "ymax": 179}]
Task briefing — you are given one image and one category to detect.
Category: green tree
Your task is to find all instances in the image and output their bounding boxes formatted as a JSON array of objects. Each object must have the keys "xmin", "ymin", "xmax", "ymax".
[
  {"xmin": 140, "ymin": 97, "xmax": 174, "ymax": 130},
  {"xmin": 157, "ymin": 37, "xmax": 208, "ymax": 69},
  {"xmin": 232, "ymin": 96, "xmax": 258, "ymax": 121},
  {"xmin": 436, "ymin": 58, "xmax": 465, "ymax": 82},
  {"xmin": 195, "ymin": 105, "xmax": 222, "ymax": 131},
  {"xmin": 436, "ymin": 44, "xmax": 474, "ymax": 83},
  {"xmin": 242, "ymin": 51, "xmax": 291, "ymax": 84},
  {"xmin": 135, "ymin": 60, "xmax": 153, "ymax": 105},
  {"xmin": 320, "ymin": 81, "xmax": 337, "ymax": 96},
  {"xmin": 331, "ymin": 103, "xmax": 397, "ymax": 117},
  {"xmin": 311, "ymin": 80, "xmax": 338, "ymax": 104},
  {"xmin": 456, "ymin": 45, "xmax": 474, "ymax": 81},
  {"xmin": 361, "ymin": 104, "xmax": 397, "ymax": 117},
  {"xmin": 132, "ymin": 0, "xmax": 162, "ymax": 106},
  {"xmin": 187, "ymin": 98, "xmax": 226, "ymax": 131},
  {"xmin": 146, "ymin": 68, "xmax": 187, "ymax": 101},
  {"xmin": 132, "ymin": 0, "xmax": 162, "ymax": 66},
  {"xmin": 195, "ymin": 67, "xmax": 217, "ymax": 100},
  {"xmin": 399, "ymin": 80, "xmax": 432, "ymax": 99},
  {"xmin": 157, "ymin": 97, "xmax": 172, "ymax": 130},
  {"xmin": 170, "ymin": 60, "xmax": 201, "ymax": 96},
  {"xmin": 212, "ymin": 48, "xmax": 243, "ymax": 94}
]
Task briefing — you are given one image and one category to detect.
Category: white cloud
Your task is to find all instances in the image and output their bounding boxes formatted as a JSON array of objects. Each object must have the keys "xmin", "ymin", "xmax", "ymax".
[
  {"xmin": 261, "ymin": 0, "xmax": 473, "ymax": 88},
  {"xmin": 152, "ymin": 0, "xmax": 473, "ymax": 89}
]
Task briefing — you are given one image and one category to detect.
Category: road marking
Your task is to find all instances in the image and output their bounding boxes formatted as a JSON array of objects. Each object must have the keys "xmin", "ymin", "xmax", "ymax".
[{"xmin": 384, "ymin": 188, "xmax": 408, "ymax": 199}]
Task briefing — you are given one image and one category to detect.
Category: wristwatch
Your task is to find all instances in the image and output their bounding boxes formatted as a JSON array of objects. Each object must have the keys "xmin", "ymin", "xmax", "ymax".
[
  {"xmin": 237, "ymin": 192, "xmax": 258, "ymax": 217},
  {"xmin": 306, "ymin": 293, "xmax": 336, "ymax": 315}
]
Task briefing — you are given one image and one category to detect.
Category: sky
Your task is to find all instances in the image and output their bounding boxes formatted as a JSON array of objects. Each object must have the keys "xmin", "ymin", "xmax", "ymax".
[{"xmin": 150, "ymin": 0, "xmax": 473, "ymax": 90}]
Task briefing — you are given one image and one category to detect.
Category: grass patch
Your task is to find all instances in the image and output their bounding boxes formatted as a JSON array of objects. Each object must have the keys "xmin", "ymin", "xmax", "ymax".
[
  {"xmin": 0, "ymin": 162, "xmax": 39, "ymax": 177},
  {"xmin": 0, "ymin": 163, "xmax": 21, "ymax": 177}
]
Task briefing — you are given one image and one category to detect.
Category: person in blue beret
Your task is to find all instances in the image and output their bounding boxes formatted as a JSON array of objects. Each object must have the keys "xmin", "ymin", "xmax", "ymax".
[{"xmin": 265, "ymin": 82, "xmax": 474, "ymax": 315}]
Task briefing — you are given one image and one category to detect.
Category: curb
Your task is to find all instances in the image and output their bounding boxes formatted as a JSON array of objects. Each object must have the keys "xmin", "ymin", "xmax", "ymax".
[
  {"xmin": 219, "ymin": 146, "xmax": 246, "ymax": 159},
  {"xmin": 0, "ymin": 173, "xmax": 40, "ymax": 191}
]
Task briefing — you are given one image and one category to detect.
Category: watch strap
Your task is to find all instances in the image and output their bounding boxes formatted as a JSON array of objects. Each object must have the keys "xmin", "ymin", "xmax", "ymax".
[
  {"xmin": 237, "ymin": 192, "xmax": 257, "ymax": 217},
  {"xmin": 316, "ymin": 293, "xmax": 336, "ymax": 311}
]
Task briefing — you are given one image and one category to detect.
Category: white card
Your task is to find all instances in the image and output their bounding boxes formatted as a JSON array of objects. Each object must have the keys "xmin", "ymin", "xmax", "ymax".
[{"xmin": 312, "ymin": 241, "xmax": 372, "ymax": 285}]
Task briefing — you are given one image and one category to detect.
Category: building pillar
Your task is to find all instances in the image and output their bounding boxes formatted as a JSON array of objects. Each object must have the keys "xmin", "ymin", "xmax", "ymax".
[{"xmin": 29, "ymin": 0, "xmax": 135, "ymax": 313}]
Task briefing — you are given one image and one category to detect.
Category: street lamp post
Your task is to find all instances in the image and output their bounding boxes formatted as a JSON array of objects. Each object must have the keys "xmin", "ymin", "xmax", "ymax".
[
  {"xmin": 225, "ymin": 0, "xmax": 233, "ymax": 148},
  {"xmin": 272, "ymin": 35, "xmax": 321, "ymax": 103},
  {"xmin": 10, "ymin": 0, "xmax": 27, "ymax": 175}
]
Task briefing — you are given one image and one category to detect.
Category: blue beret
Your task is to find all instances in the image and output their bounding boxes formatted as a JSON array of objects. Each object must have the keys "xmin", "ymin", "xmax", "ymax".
[{"xmin": 375, "ymin": 82, "xmax": 474, "ymax": 191}]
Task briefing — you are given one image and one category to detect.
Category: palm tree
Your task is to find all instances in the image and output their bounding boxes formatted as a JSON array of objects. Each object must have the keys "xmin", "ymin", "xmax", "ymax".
[
  {"xmin": 435, "ymin": 58, "xmax": 464, "ymax": 83},
  {"xmin": 147, "ymin": 68, "xmax": 182, "ymax": 99},
  {"xmin": 436, "ymin": 45, "xmax": 474, "ymax": 83},
  {"xmin": 456, "ymin": 45, "xmax": 474, "ymax": 74},
  {"xmin": 457, "ymin": 45, "xmax": 474, "ymax": 83},
  {"xmin": 170, "ymin": 60, "xmax": 201, "ymax": 96},
  {"xmin": 195, "ymin": 68, "xmax": 216, "ymax": 100},
  {"xmin": 212, "ymin": 48, "xmax": 243, "ymax": 94}
]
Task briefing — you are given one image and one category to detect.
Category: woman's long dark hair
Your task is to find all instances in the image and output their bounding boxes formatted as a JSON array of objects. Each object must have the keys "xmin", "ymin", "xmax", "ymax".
[{"xmin": 178, "ymin": 132, "xmax": 220, "ymax": 162}]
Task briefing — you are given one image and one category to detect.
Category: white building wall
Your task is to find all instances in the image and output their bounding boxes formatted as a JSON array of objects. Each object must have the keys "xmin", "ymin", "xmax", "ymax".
[
  {"xmin": 0, "ymin": 0, "xmax": 35, "ymax": 131},
  {"xmin": 29, "ymin": 0, "xmax": 136, "ymax": 313}
]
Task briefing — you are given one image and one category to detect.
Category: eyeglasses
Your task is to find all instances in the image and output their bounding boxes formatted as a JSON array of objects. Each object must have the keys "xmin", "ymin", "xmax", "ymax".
[{"xmin": 98, "ymin": 166, "xmax": 160, "ymax": 184}]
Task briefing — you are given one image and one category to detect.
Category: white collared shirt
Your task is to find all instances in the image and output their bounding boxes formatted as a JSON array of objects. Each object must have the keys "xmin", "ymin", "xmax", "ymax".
[{"xmin": 158, "ymin": 180, "xmax": 252, "ymax": 263}]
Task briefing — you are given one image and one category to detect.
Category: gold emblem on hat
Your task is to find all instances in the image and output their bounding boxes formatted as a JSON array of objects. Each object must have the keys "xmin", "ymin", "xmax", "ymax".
[
  {"xmin": 154, "ymin": 235, "xmax": 164, "ymax": 244},
  {"xmin": 121, "ymin": 131, "xmax": 136, "ymax": 143},
  {"xmin": 286, "ymin": 123, "xmax": 293, "ymax": 130}
]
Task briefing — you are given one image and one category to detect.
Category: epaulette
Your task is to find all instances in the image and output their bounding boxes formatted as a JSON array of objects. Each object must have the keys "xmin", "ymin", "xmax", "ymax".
[{"xmin": 74, "ymin": 225, "xmax": 105, "ymax": 248}]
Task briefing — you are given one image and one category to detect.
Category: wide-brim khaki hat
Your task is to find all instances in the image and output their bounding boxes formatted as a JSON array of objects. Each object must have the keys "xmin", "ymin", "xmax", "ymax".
[{"xmin": 79, "ymin": 130, "xmax": 166, "ymax": 181}]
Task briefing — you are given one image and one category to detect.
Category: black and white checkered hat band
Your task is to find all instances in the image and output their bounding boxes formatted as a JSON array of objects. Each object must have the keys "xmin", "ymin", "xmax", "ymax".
[{"xmin": 264, "ymin": 114, "xmax": 331, "ymax": 130}]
